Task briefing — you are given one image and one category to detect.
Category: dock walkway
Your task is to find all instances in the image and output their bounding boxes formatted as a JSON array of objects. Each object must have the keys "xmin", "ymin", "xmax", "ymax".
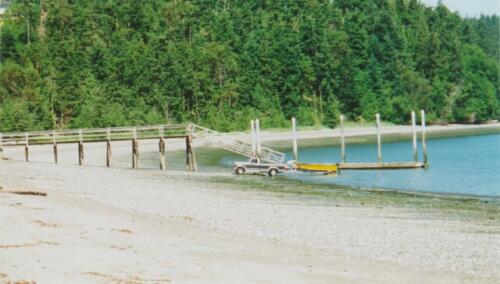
[
  {"xmin": 339, "ymin": 162, "xmax": 426, "ymax": 170},
  {"xmin": 0, "ymin": 124, "xmax": 286, "ymax": 167}
]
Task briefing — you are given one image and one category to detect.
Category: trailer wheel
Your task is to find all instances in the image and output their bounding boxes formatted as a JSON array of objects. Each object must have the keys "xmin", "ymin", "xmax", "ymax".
[
  {"xmin": 235, "ymin": 167, "xmax": 245, "ymax": 175},
  {"xmin": 268, "ymin": 168, "xmax": 278, "ymax": 177}
]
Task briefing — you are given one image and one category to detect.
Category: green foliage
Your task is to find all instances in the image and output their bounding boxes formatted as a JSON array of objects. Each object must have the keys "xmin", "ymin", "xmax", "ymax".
[
  {"xmin": 452, "ymin": 45, "xmax": 499, "ymax": 123},
  {"xmin": 0, "ymin": 99, "xmax": 36, "ymax": 131},
  {"xmin": 0, "ymin": 0, "xmax": 498, "ymax": 132},
  {"xmin": 323, "ymin": 97, "xmax": 341, "ymax": 128}
]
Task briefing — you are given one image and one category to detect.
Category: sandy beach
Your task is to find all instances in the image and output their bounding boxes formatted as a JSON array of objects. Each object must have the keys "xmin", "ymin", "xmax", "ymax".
[{"xmin": 0, "ymin": 123, "xmax": 499, "ymax": 283}]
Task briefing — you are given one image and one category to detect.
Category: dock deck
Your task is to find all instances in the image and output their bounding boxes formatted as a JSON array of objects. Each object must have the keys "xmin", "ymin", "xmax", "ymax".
[{"xmin": 338, "ymin": 162, "xmax": 427, "ymax": 170}]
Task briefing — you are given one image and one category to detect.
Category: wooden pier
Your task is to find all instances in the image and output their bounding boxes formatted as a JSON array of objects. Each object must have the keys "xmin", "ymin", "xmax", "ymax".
[
  {"xmin": 0, "ymin": 124, "xmax": 199, "ymax": 171},
  {"xmin": 1, "ymin": 111, "xmax": 429, "ymax": 174},
  {"xmin": 0, "ymin": 123, "xmax": 286, "ymax": 170}
]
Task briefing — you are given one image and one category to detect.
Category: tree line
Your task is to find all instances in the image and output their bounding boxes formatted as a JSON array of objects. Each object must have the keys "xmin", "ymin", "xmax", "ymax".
[{"xmin": 0, "ymin": 0, "xmax": 498, "ymax": 132}]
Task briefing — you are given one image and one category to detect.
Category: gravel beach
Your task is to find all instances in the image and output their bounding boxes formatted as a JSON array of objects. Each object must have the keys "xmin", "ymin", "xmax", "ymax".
[{"xmin": 0, "ymin": 124, "xmax": 499, "ymax": 283}]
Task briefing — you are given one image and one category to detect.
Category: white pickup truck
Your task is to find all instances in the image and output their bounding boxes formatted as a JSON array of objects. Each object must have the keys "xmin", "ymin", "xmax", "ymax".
[{"xmin": 233, "ymin": 158, "xmax": 290, "ymax": 177}]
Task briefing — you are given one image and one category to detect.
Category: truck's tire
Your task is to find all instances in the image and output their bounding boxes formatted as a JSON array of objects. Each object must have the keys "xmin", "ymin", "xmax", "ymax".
[
  {"xmin": 235, "ymin": 167, "xmax": 245, "ymax": 175},
  {"xmin": 268, "ymin": 168, "xmax": 278, "ymax": 177}
]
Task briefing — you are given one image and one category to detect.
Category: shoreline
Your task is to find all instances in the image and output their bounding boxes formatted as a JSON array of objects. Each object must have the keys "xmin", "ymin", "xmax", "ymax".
[
  {"xmin": 1, "ymin": 123, "xmax": 498, "ymax": 202},
  {"xmin": 2, "ymin": 122, "xmax": 499, "ymax": 157},
  {"xmin": 225, "ymin": 122, "xmax": 500, "ymax": 144},
  {"xmin": 0, "ymin": 160, "xmax": 498, "ymax": 283},
  {"xmin": 210, "ymin": 172, "xmax": 500, "ymax": 218}
]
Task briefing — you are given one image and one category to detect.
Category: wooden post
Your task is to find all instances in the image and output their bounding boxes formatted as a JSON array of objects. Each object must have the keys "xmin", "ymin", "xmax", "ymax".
[
  {"xmin": 24, "ymin": 133, "xmax": 29, "ymax": 162},
  {"xmin": 189, "ymin": 135, "xmax": 197, "ymax": 172},
  {"xmin": 255, "ymin": 119, "xmax": 261, "ymax": 156},
  {"xmin": 411, "ymin": 111, "xmax": 418, "ymax": 162},
  {"xmin": 78, "ymin": 129, "xmax": 84, "ymax": 166},
  {"xmin": 185, "ymin": 136, "xmax": 190, "ymax": 170},
  {"xmin": 251, "ymin": 120, "xmax": 256, "ymax": 156},
  {"xmin": 376, "ymin": 113, "xmax": 382, "ymax": 162},
  {"xmin": 132, "ymin": 128, "xmax": 139, "ymax": 169},
  {"xmin": 185, "ymin": 125, "xmax": 195, "ymax": 171},
  {"xmin": 159, "ymin": 126, "xmax": 166, "ymax": 170},
  {"xmin": 186, "ymin": 135, "xmax": 195, "ymax": 171},
  {"xmin": 132, "ymin": 139, "xmax": 139, "ymax": 169},
  {"xmin": 340, "ymin": 114, "xmax": 346, "ymax": 163},
  {"xmin": 421, "ymin": 110, "xmax": 428, "ymax": 166},
  {"xmin": 0, "ymin": 133, "xmax": 3, "ymax": 160},
  {"xmin": 292, "ymin": 117, "xmax": 298, "ymax": 161},
  {"xmin": 106, "ymin": 128, "xmax": 112, "ymax": 168},
  {"xmin": 52, "ymin": 130, "xmax": 58, "ymax": 164}
]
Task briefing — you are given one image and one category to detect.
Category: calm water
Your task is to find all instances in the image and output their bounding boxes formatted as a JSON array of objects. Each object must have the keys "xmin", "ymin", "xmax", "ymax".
[
  {"xmin": 283, "ymin": 133, "xmax": 500, "ymax": 197},
  {"xmin": 141, "ymin": 131, "xmax": 499, "ymax": 197}
]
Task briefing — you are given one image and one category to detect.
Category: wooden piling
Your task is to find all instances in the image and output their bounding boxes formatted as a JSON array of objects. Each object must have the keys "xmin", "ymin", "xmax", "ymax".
[
  {"xmin": 106, "ymin": 129, "xmax": 112, "ymax": 168},
  {"xmin": 421, "ymin": 110, "xmax": 428, "ymax": 166},
  {"xmin": 159, "ymin": 138, "xmax": 166, "ymax": 170},
  {"xmin": 255, "ymin": 119, "xmax": 261, "ymax": 155},
  {"xmin": 159, "ymin": 126, "xmax": 166, "ymax": 170},
  {"xmin": 24, "ymin": 133, "xmax": 29, "ymax": 162},
  {"xmin": 185, "ymin": 135, "xmax": 196, "ymax": 171},
  {"xmin": 340, "ymin": 114, "xmax": 346, "ymax": 163},
  {"xmin": 78, "ymin": 130, "xmax": 84, "ymax": 166},
  {"xmin": 251, "ymin": 120, "xmax": 256, "ymax": 156},
  {"xmin": 0, "ymin": 133, "xmax": 4, "ymax": 160},
  {"xmin": 106, "ymin": 141, "xmax": 112, "ymax": 168},
  {"xmin": 411, "ymin": 111, "xmax": 418, "ymax": 162},
  {"xmin": 52, "ymin": 131, "xmax": 58, "ymax": 164},
  {"xmin": 292, "ymin": 117, "xmax": 298, "ymax": 161},
  {"xmin": 78, "ymin": 143, "xmax": 84, "ymax": 166},
  {"xmin": 185, "ymin": 136, "xmax": 190, "ymax": 170},
  {"xmin": 132, "ymin": 128, "xmax": 139, "ymax": 169},
  {"xmin": 190, "ymin": 137, "xmax": 197, "ymax": 172},
  {"xmin": 132, "ymin": 139, "xmax": 139, "ymax": 169},
  {"xmin": 376, "ymin": 113, "xmax": 382, "ymax": 162}
]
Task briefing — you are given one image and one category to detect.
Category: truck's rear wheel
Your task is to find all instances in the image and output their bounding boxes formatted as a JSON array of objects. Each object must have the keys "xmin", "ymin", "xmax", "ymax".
[
  {"xmin": 268, "ymin": 168, "xmax": 278, "ymax": 177},
  {"xmin": 235, "ymin": 167, "xmax": 245, "ymax": 175}
]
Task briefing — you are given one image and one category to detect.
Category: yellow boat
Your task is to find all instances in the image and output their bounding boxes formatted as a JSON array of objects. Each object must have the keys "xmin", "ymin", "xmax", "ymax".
[{"xmin": 295, "ymin": 162, "xmax": 339, "ymax": 173}]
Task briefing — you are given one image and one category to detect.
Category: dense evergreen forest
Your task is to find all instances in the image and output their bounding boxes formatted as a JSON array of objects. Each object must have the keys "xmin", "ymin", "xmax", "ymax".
[{"xmin": 0, "ymin": 0, "xmax": 498, "ymax": 132}]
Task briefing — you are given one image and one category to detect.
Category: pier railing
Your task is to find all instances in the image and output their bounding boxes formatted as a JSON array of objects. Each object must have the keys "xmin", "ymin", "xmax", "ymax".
[
  {"xmin": 0, "ymin": 123, "xmax": 286, "ymax": 167},
  {"xmin": 0, "ymin": 111, "xmax": 428, "ymax": 172},
  {"xmin": 0, "ymin": 124, "xmax": 191, "ymax": 146}
]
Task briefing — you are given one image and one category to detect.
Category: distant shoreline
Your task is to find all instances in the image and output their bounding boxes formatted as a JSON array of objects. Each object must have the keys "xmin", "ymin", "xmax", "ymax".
[{"xmin": 219, "ymin": 122, "xmax": 500, "ymax": 146}]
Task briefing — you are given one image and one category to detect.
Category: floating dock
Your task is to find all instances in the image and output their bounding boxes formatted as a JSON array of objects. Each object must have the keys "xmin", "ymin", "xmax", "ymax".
[
  {"xmin": 338, "ymin": 162, "xmax": 426, "ymax": 170},
  {"xmin": 290, "ymin": 110, "xmax": 430, "ymax": 173},
  {"xmin": 294, "ymin": 162, "xmax": 426, "ymax": 174}
]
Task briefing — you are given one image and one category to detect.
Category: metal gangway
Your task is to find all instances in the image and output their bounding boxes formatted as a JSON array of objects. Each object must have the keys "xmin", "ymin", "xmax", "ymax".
[{"xmin": 191, "ymin": 125, "xmax": 286, "ymax": 164}]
